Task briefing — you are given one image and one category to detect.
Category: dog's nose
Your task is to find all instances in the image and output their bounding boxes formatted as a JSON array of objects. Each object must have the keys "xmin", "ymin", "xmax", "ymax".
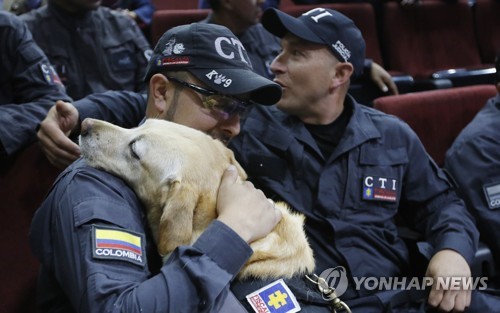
[{"xmin": 80, "ymin": 118, "xmax": 93, "ymax": 136}]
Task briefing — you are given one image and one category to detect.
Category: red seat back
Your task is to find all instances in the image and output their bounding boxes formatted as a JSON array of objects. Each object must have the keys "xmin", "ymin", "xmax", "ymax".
[
  {"xmin": 151, "ymin": 9, "xmax": 211, "ymax": 46},
  {"xmin": 0, "ymin": 143, "xmax": 62, "ymax": 313},
  {"xmin": 373, "ymin": 85, "xmax": 497, "ymax": 166},
  {"xmin": 381, "ymin": 1, "xmax": 483, "ymax": 79}
]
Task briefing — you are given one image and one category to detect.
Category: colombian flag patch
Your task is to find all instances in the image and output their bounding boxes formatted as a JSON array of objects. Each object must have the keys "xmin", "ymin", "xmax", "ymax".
[
  {"xmin": 92, "ymin": 225, "xmax": 145, "ymax": 267},
  {"xmin": 246, "ymin": 279, "xmax": 301, "ymax": 313}
]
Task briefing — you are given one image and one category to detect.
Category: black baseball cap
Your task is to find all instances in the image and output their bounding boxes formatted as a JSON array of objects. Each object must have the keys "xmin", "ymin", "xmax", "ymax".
[
  {"xmin": 145, "ymin": 23, "xmax": 282, "ymax": 105},
  {"xmin": 262, "ymin": 7, "xmax": 366, "ymax": 76}
]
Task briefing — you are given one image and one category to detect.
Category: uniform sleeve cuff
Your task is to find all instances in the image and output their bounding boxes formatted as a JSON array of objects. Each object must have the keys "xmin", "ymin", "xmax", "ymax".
[
  {"xmin": 433, "ymin": 233, "xmax": 477, "ymax": 265},
  {"xmin": 193, "ymin": 220, "xmax": 253, "ymax": 276}
]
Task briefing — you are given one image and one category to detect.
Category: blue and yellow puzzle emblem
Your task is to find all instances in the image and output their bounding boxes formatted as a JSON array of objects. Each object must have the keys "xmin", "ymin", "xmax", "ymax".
[{"xmin": 246, "ymin": 279, "xmax": 301, "ymax": 313}]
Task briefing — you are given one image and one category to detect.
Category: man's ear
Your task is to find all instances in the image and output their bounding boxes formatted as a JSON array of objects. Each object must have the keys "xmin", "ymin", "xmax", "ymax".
[
  {"xmin": 147, "ymin": 74, "xmax": 170, "ymax": 117},
  {"xmin": 331, "ymin": 63, "xmax": 354, "ymax": 89}
]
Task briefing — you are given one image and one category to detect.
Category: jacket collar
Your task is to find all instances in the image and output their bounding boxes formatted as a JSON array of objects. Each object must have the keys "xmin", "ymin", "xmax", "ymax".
[
  {"xmin": 48, "ymin": 0, "xmax": 94, "ymax": 30},
  {"xmin": 243, "ymin": 95, "xmax": 382, "ymax": 161}
]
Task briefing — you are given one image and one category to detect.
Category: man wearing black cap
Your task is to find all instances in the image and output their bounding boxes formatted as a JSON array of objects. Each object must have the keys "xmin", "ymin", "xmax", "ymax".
[
  {"xmin": 29, "ymin": 23, "xmax": 283, "ymax": 312},
  {"xmin": 229, "ymin": 7, "xmax": 480, "ymax": 312}
]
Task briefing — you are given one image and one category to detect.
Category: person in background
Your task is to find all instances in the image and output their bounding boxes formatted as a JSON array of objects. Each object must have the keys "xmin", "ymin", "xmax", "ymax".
[
  {"xmin": 444, "ymin": 55, "xmax": 500, "ymax": 275},
  {"xmin": 0, "ymin": 11, "xmax": 71, "ymax": 159},
  {"xmin": 100, "ymin": 0, "xmax": 155, "ymax": 42},
  {"xmin": 199, "ymin": 0, "xmax": 281, "ymax": 79},
  {"xmin": 30, "ymin": 23, "xmax": 283, "ymax": 312},
  {"xmin": 20, "ymin": 0, "xmax": 152, "ymax": 100}
]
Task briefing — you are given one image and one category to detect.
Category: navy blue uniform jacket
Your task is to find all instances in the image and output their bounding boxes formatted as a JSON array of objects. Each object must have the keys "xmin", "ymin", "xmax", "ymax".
[
  {"xmin": 21, "ymin": 1, "xmax": 151, "ymax": 100},
  {"xmin": 30, "ymin": 159, "xmax": 252, "ymax": 312},
  {"xmin": 229, "ymin": 96, "xmax": 479, "ymax": 300}
]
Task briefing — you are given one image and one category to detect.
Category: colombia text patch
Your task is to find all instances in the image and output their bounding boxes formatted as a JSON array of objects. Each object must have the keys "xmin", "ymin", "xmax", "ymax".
[{"xmin": 92, "ymin": 225, "xmax": 145, "ymax": 267}]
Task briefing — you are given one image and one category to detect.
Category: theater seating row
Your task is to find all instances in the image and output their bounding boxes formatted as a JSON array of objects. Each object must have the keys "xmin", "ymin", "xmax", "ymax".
[{"xmin": 151, "ymin": 0, "xmax": 499, "ymax": 92}]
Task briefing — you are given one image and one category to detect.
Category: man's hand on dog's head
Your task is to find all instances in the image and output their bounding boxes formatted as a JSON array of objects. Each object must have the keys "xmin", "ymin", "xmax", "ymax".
[
  {"xmin": 216, "ymin": 165, "xmax": 282, "ymax": 243},
  {"xmin": 38, "ymin": 100, "xmax": 81, "ymax": 169}
]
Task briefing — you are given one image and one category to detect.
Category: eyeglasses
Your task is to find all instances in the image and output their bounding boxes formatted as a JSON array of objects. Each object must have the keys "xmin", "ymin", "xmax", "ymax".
[{"xmin": 166, "ymin": 76, "xmax": 252, "ymax": 120}]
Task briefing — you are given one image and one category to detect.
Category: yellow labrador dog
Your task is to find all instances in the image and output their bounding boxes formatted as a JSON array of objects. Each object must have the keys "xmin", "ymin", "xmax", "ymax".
[{"xmin": 80, "ymin": 118, "xmax": 315, "ymax": 280}]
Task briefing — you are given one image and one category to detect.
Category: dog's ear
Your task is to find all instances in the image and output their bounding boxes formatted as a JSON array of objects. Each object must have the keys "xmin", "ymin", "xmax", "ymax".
[{"xmin": 156, "ymin": 179, "xmax": 197, "ymax": 256}]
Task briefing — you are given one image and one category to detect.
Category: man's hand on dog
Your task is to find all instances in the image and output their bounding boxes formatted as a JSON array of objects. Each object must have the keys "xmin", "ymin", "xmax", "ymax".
[
  {"xmin": 38, "ymin": 100, "xmax": 81, "ymax": 169},
  {"xmin": 217, "ymin": 165, "xmax": 282, "ymax": 243}
]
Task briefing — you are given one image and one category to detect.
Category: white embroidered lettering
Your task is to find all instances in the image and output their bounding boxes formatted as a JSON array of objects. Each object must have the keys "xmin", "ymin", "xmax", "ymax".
[
  {"xmin": 378, "ymin": 177, "xmax": 387, "ymax": 189},
  {"xmin": 302, "ymin": 8, "xmax": 332, "ymax": 23},
  {"xmin": 215, "ymin": 37, "xmax": 234, "ymax": 59},
  {"xmin": 332, "ymin": 40, "xmax": 351, "ymax": 61}
]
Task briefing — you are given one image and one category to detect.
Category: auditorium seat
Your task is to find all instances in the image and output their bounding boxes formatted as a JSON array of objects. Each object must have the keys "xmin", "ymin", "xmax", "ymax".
[
  {"xmin": 151, "ymin": 9, "xmax": 211, "ymax": 45},
  {"xmin": 381, "ymin": 1, "xmax": 495, "ymax": 88},
  {"xmin": 0, "ymin": 143, "xmax": 62, "ymax": 313},
  {"xmin": 279, "ymin": 0, "xmax": 296, "ymax": 10},
  {"xmin": 373, "ymin": 84, "xmax": 497, "ymax": 166}
]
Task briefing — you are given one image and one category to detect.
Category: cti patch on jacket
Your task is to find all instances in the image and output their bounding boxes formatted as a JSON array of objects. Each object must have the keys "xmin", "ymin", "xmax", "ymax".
[
  {"xmin": 362, "ymin": 175, "xmax": 398, "ymax": 202},
  {"xmin": 39, "ymin": 63, "xmax": 62, "ymax": 85},
  {"xmin": 483, "ymin": 182, "xmax": 500, "ymax": 210},
  {"xmin": 92, "ymin": 225, "xmax": 145, "ymax": 267},
  {"xmin": 246, "ymin": 279, "xmax": 301, "ymax": 313}
]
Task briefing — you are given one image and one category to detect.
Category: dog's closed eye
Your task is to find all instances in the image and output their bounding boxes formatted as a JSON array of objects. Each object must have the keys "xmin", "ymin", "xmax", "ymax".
[{"xmin": 129, "ymin": 138, "xmax": 144, "ymax": 160}]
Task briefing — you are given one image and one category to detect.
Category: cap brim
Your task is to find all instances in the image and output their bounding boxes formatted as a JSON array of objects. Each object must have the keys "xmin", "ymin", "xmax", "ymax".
[
  {"xmin": 262, "ymin": 8, "xmax": 324, "ymax": 45},
  {"xmin": 190, "ymin": 68, "xmax": 282, "ymax": 105}
]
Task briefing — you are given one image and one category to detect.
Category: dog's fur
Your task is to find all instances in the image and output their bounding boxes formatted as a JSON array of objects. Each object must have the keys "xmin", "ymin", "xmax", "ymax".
[{"xmin": 80, "ymin": 118, "xmax": 315, "ymax": 279}]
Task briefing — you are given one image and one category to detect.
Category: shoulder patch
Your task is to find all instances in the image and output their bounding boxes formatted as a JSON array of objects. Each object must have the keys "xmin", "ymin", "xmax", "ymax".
[
  {"xmin": 39, "ymin": 63, "xmax": 62, "ymax": 85},
  {"xmin": 246, "ymin": 279, "xmax": 301, "ymax": 313},
  {"xmin": 92, "ymin": 225, "xmax": 145, "ymax": 267},
  {"xmin": 483, "ymin": 182, "xmax": 500, "ymax": 210}
]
